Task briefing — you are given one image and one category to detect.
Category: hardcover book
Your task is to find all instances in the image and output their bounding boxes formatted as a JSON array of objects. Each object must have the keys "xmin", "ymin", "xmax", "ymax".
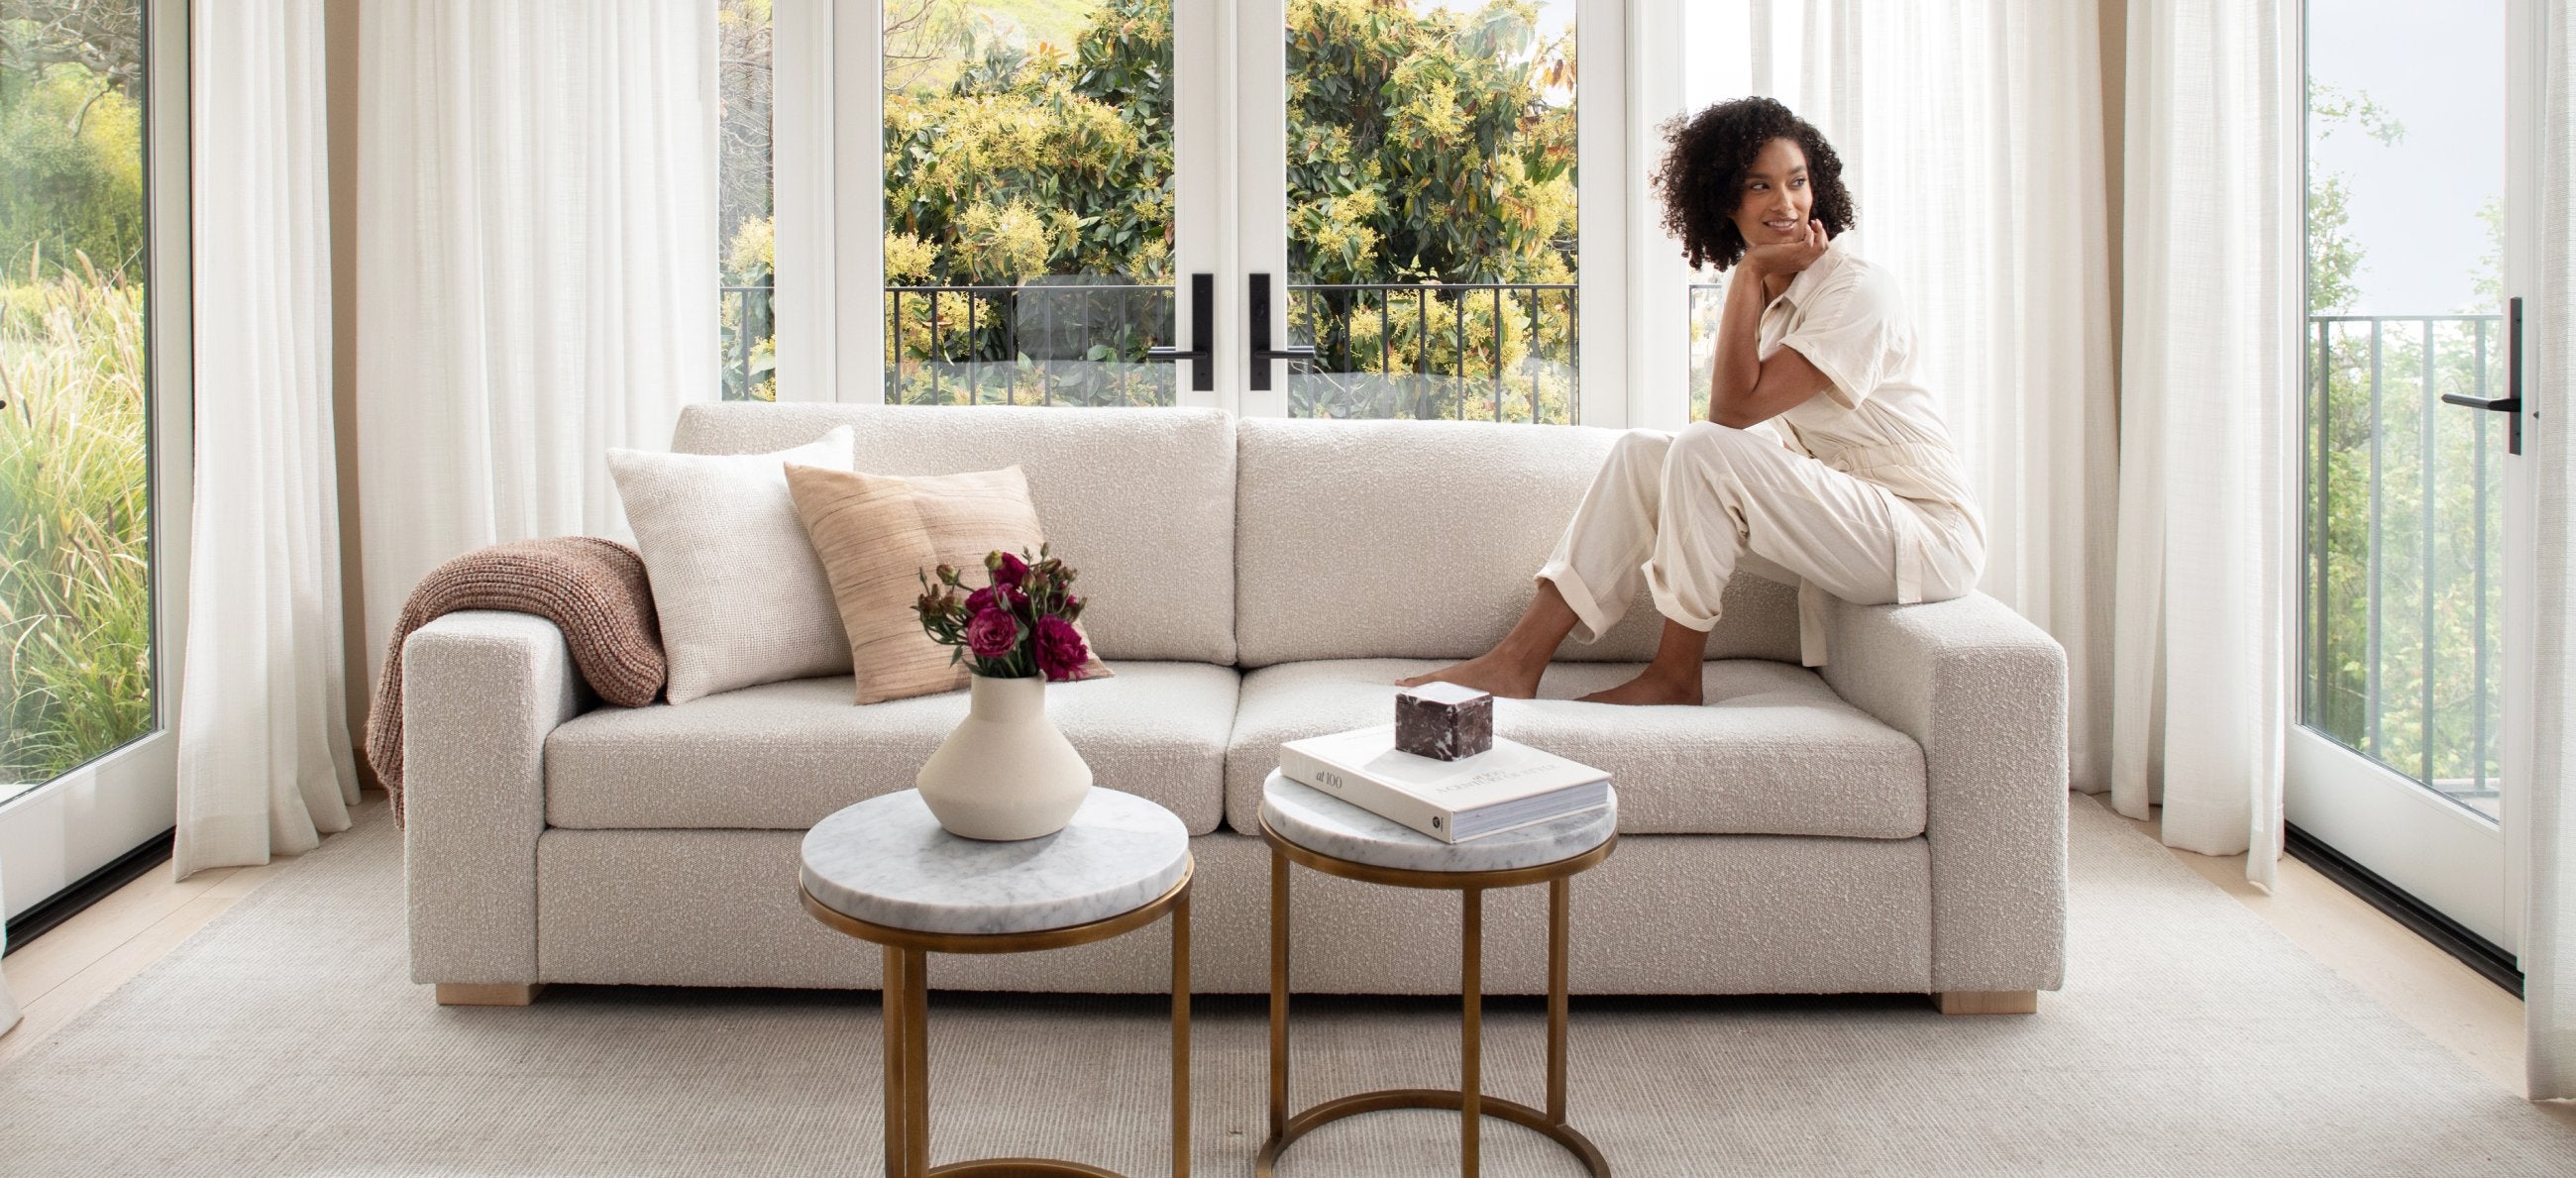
[{"xmin": 1276, "ymin": 724, "xmax": 1610, "ymax": 844}]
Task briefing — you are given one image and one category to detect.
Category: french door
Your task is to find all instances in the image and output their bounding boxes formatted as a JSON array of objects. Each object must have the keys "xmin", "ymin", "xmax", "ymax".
[
  {"xmin": 754, "ymin": 0, "xmax": 1637, "ymax": 426},
  {"xmin": 2286, "ymin": 0, "xmax": 2543, "ymax": 954},
  {"xmin": 0, "ymin": 0, "xmax": 191, "ymax": 923}
]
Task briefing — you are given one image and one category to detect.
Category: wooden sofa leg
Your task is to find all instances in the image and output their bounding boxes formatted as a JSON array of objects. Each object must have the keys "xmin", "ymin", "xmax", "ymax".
[
  {"xmin": 1937, "ymin": 991, "xmax": 2037, "ymax": 1016},
  {"xmin": 436, "ymin": 983, "xmax": 544, "ymax": 1007}
]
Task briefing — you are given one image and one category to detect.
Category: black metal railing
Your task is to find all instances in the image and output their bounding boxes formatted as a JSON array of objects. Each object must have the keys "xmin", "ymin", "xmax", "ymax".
[
  {"xmin": 864, "ymin": 279, "xmax": 1581, "ymax": 421},
  {"xmin": 1284, "ymin": 281, "xmax": 1577, "ymax": 424},
  {"xmin": 721, "ymin": 280, "xmax": 1582, "ymax": 420},
  {"xmin": 2304, "ymin": 312, "xmax": 2506, "ymax": 813},
  {"xmin": 885, "ymin": 282, "xmax": 1180, "ymax": 407}
]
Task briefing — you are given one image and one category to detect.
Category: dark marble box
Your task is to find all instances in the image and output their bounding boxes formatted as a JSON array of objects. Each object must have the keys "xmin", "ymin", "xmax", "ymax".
[{"xmin": 1395, "ymin": 681, "xmax": 1494, "ymax": 761}]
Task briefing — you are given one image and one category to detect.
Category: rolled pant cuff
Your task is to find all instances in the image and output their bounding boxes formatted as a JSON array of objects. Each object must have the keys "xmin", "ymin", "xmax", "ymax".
[
  {"xmin": 1536, "ymin": 563, "xmax": 1613, "ymax": 645},
  {"xmin": 1644, "ymin": 563, "xmax": 1722, "ymax": 633}
]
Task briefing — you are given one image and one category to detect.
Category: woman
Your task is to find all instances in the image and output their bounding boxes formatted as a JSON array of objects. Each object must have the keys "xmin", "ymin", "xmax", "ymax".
[{"xmin": 1399, "ymin": 97, "xmax": 1985, "ymax": 705}]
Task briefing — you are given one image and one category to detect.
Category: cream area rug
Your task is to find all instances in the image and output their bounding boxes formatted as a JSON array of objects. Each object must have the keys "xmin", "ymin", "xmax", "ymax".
[{"xmin": 3, "ymin": 799, "xmax": 2573, "ymax": 1176}]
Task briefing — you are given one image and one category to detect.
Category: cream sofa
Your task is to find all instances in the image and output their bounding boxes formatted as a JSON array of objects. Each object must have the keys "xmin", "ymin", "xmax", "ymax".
[{"xmin": 404, "ymin": 403, "xmax": 2068, "ymax": 1008}]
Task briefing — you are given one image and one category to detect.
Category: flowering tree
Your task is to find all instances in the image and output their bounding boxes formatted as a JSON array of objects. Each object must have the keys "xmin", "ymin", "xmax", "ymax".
[{"xmin": 868, "ymin": 0, "xmax": 1578, "ymax": 419}]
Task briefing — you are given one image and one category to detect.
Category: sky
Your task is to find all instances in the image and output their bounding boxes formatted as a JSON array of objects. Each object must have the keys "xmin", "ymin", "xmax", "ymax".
[{"xmin": 2308, "ymin": 0, "xmax": 2508, "ymax": 315}]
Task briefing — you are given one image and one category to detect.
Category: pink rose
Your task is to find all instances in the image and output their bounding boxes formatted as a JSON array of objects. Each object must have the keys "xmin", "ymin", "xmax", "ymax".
[
  {"xmin": 991, "ymin": 551, "xmax": 1030, "ymax": 588},
  {"xmin": 1034, "ymin": 615, "xmax": 1090, "ymax": 681},
  {"xmin": 966, "ymin": 607, "xmax": 1020, "ymax": 661}
]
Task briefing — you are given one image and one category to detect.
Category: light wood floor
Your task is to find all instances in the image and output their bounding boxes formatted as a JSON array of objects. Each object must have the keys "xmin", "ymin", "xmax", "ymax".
[{"xmin": 0, "ymin": 792, "xmax": 2535, "ymax": 1096}]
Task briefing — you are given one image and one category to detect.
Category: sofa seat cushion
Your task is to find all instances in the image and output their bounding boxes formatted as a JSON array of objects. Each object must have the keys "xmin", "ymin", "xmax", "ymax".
[
  {"xmin": 1224, "ymin": 659, "xmax": 1924, "ymax": 839},
  {"xmin": 547, "ymin": 662, "xmax": 1237, "ymax": 834}
]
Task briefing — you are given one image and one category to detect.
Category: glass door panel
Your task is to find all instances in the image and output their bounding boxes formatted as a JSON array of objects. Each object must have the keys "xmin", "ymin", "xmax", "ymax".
[
  {"xmin": 1279, "ymin": 0, "xmax": 1578, "ymax": 423},
  {"xmin": 0, "ymin": 0, "xmax": 156, "ymax": 806},
  {"xmin": 2, "ymin": 0, "xmax": 181, "ymax": 930},
  {"xmin": 880, "ymin": 0, "xmax": 1179, "ymax": 407},
  {"xmin": 720, "ymin": 0, "xmax": 777, "ymax": 400},
  {"xmin": 2290, "ymin": 0, "xmax": 2521, "ymax": 946}
]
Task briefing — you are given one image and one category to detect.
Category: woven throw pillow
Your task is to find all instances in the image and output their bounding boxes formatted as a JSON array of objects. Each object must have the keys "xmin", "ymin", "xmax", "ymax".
[
  {"xmin": 785, "ymin": 463, "xmax": 1110, "ymax": 705},
  {"xmin": 609, "ymin": 426, "xmax": 855, "ymax": 704}
]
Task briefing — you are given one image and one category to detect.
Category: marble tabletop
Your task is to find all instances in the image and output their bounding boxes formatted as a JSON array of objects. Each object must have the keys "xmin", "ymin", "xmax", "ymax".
[
  {"xmin": 1260, "ymin": 769, "xmax": 1617, "ymax": 874},
  {"xmin": 801, "ymin": 788, "xmax": 1190, "ymax": 935}
]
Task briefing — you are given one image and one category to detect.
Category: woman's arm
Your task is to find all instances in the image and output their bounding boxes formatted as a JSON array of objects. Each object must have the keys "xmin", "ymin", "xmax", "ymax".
[{"xmin": 1707, "ymin": 223, "xmax": 1837, "ymax": 427}]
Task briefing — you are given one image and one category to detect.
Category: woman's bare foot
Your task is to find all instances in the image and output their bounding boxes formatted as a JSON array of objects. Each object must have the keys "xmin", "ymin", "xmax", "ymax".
[
  {"xmin": 1394, "ymin": 651, "xmax": 1545, "ymax": 699},
  {"xmin": 1575, "ymin": 666, "xmax": 1704, "ymax": 706}
]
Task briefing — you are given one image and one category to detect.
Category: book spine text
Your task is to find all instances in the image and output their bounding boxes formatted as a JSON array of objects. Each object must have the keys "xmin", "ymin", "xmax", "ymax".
[{"xmin": 1276, "ymin": 747, "xmax": 1459, "ymax": 843}]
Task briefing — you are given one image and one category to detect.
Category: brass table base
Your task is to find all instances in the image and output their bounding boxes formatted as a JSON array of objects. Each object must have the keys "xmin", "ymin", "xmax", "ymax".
[
  {"xmin": 802, "ymin": 872, "xmax": 1193, "ymax": 1178},
  {"xmin": 1255, "ymin": 1089, "xmax": 1610, "ymax": 1176},
  {"xmin": 1257, "ymin": 823, "xmax": 1615, "ymax": 1178}
]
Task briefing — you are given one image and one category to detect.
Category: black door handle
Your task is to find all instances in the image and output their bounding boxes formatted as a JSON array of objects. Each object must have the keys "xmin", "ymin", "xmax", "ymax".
[
  {"xmin": 2440, "ymin": 295, "xmax": 2523, "ymax": 455},
  {"xmin": 1247, "ymin": 272, "xmax": 1316, "ymax": 391},
  {"xmin": 1143, "ymin": 272, "xmax": 1214, "ymax": 392}
]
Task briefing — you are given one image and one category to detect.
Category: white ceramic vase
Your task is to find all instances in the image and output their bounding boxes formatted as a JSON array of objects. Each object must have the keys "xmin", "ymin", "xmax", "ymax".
[{"xmin": 916, "ymin": 673, "xmax": 1094, "ymax": 840}]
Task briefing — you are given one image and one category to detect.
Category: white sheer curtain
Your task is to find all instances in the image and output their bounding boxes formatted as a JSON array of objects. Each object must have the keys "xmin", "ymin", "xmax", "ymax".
[
  {"xmin": 355, "ymin": 1, "xmax": 716, "ymax": 681},
  {"xmin": 1682, "ymin": 0, "xmax": 2122, "ymax": 789},
  {"xmin": 2525, "ymin": 0, "xmax": 2576, "ymax": 1103},
  {"xmin": 2108, "ymin": 0, "xmax": 2303, "ymax": 886},
  {"xmin": 172, "ymin": 0, "xmax": 358, "ymax": 879}
]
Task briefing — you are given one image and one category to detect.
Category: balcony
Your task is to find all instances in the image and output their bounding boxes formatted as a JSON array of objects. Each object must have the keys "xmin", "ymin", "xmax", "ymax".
[
  {"xmin": 717, "ymin": 282, "xmax": 1580, "ymax": 424},
  {"xmin": 2303, "ymin": 312, "xmax": 2507, "ymax": 818}
]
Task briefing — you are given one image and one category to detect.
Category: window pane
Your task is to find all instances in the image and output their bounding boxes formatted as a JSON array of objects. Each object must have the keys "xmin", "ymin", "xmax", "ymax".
[
  {"xmin": 883, "ymin": 0, "xmax": 1177, "ymax": 407},
  {"xmin": 1283, "ymin": 0, "xmax": 1578, "ymax": 423},
  {"xmin": 719, "ymin": 0, "xmax": 775, "ymax": 400},
  {"xmin": 2301, "ymin": 0, "xmax": 2507, "ymax": 819},
  {"xmin": 0, "ymin": 0, "xmax": 154, "ymax": 800}
]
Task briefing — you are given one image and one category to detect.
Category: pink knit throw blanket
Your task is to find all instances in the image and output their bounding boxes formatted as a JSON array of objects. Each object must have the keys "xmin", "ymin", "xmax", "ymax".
[{"xmin": 366, "ymin": 537, "xmax": 665, "ymax": 822}]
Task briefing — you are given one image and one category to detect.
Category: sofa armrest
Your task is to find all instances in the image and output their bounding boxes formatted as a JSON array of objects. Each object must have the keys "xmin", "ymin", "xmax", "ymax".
[
  {"xmin": 402, "ymin": 610, "xmax": 584, "ymax": 986},
  {"xmin": 1819, "ymin": 592, "xmax": 2068, "ymax": 992}
]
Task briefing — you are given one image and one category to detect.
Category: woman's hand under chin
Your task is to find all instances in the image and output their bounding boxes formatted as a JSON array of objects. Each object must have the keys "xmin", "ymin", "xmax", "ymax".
[{"xmin": 1741, "ymin": 219, "xmax": 1829, "ymax": 279}]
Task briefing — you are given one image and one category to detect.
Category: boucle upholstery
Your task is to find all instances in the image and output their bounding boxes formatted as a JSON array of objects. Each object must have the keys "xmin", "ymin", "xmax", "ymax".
[
  {"xmin": 671, "ymin": 402, "xmax": 1236, "ymax": 665},
  {"xmin": 1224, "ymin": 659, "xmax": 1926, "ymax": 839},
  {"xmin": 402, "ymin": 611, "xmax": 583, "ymax": 986},
  {"xmin": 535, "ymin": 829, "xmax": 1932, "ymax": 995},
  {"xmin": 1821, "ymin": 593, "xmax": 2071, "ymax": 992},
  {"xmin": 1233, "ymin": 417, "xmax": 1801, "ymax": 667},
  {"xmin": 545, "ymin": 664, "xmax": 1236, "ymax": 834}
]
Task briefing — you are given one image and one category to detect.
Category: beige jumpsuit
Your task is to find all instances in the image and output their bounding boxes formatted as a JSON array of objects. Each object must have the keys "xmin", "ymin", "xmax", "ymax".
[{"xmin": 1538, "ymin": 235, "xmax": 1986, "ymax": 666}]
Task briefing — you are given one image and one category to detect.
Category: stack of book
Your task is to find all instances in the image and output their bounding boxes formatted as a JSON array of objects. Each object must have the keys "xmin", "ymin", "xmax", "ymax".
[{"xmin": 1277, "ymin": 724, "xmax": 1611, "ymax": 844}]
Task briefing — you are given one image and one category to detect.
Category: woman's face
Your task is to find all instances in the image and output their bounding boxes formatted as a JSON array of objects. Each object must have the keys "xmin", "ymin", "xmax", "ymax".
[{"xmin": 1731, "ymin": 136, "xmax": 1814, "ymax": 249}]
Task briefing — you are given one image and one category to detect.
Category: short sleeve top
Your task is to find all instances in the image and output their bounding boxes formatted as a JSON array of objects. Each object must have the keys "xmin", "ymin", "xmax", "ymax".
[{"xmin": 1754, "ymin": 234, "xmax": 1982, "ymax": 535}]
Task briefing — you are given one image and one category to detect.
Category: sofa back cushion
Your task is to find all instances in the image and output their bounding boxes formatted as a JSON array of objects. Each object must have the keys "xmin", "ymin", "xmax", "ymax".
[
  {"xmin": 1234, "ymin": 418, "xmax": 1799, "ymax": 667},
  {"xmin": 674, "ymin": 403, "xmax": 1236, "ymax": 664}
]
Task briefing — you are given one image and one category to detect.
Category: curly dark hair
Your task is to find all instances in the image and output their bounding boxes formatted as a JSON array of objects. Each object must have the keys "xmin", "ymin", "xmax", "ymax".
[{"xmin": 1652, "ymin": 97, "xmax": 1855, "ymax": 271}]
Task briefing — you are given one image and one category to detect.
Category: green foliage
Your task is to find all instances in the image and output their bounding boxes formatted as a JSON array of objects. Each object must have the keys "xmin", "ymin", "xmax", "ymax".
[
  {"xmin": 1279, "ymin": 0, "xmax": 1577, "ymax": 423},
  {"xmin": 882, "ymin": 0, "xmax": 1175, "ymax": 288},
  {"xmin": 1284, "ymin": 0, "xmax": 1574, "ymax": 287},
  {"xmin": 2308, "ymin": 173, "xmax": 2366, "ymax": 315},
  {"xmin": 2304, "ymin": 315, "xmax": 2505, "ymax": 788},
  {"xmin": 0, "ymin": 259, "xmax": 153, "ymax": 784},
  {"xmin": 0, "ymin": 60, "xmax": 145, "ymax": 281},
  {"xmin": 2308, "ymin": 82, "xmax": 2406, "ymax": 147},
  {"xmin": 718, "ymin": 0, "xmax": 774, "ymax": 289},
  {"xmin": 870, "ymin": 0, "xmax": 1578, "ymax": 419},
  {"xmin": 2300, "ymin": 81, "xmax": 2503, "ymax": 792}
]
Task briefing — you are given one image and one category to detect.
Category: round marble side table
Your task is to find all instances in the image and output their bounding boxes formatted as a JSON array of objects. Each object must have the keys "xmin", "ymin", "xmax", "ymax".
[
  {"xmin": 800, "ymin": 788, "xmax": 1193, "ymax": 1178},
  {"xmin": 1256, "ymin": 769, "xmax": 1617, "ymax": 1178}
]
